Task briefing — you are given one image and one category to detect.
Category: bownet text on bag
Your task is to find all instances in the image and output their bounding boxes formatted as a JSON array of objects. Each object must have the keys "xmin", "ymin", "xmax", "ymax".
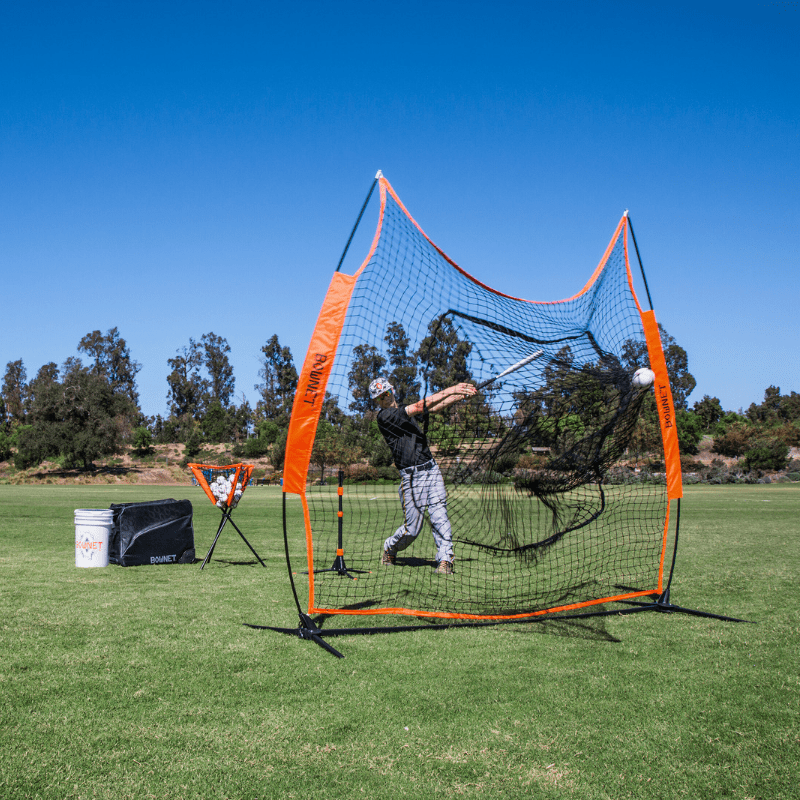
[{"xmin": 109, "ymin": 499, "xmax": 195, "ymax": 567}]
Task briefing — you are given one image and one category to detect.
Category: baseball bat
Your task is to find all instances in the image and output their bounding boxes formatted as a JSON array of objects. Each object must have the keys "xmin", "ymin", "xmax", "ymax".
[{"xmin": 477, "ymin": 350, "xmax": 544, "ymax": 390}]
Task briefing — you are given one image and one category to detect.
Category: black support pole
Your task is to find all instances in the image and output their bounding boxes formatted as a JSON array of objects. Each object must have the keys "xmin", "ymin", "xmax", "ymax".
[
  {"xmin": 335, "ymin": 172, "xmax": 380, "ymax": 273},
  {"xmin": 626, "ymin": 212, "xmax": 654, "ymax": 311}
]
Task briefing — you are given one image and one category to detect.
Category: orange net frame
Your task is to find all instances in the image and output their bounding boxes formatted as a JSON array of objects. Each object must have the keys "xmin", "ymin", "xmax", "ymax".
[
  {"xmin": 282, "ymin": 173, "xmax": 681, "ymax": 622},
  {"xmin": 188, "ymin": 463, "xmax": 255, "ymax": 510}
]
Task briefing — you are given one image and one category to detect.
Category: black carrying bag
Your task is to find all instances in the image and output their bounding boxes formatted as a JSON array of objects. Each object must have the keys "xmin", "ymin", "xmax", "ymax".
[{"xmin": 109, "ymin": 499, "xmax": 195, "ymax": 566}]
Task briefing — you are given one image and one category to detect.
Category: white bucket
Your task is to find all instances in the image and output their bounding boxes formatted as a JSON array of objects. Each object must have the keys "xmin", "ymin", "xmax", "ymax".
[{"xmin": 74, "ymin": 509, "xmax": 114, "ymax": 568}]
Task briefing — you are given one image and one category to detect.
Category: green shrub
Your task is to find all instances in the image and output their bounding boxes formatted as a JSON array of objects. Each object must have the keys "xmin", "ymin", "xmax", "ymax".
[
  {"xmin": 182, "ymin": 429, "xmax": 203, "ymax": 464},
  {"xmin": 452, "ymin": 467, "xmax": 506, "ymax": 485},
  {"xmin": 709, "ymin": 473, "xmax": 742, "ymax": 485},
  {"xmin": 603, "ymin": 467, "xmax": 640, "ymax": 485},
  {"xmin": 676, "ymin": 409, "xmax": 704, "ymax": 455},
  {"xmin": 13, "ymin": 425, "xmax": 51, "ymax": 470},
  {"xmin": 490, "ymin": 451, "xmax": 520, "ymax": 474},
  {"xmin": 270, "ymin": 429, "xmax": 288, "ymax": 470},
  {"xmin": 773, "ymin": 422, "xmax": 800, "ymax": 447},
  {"xmin": 241, "ymin": 436, "xmax": 271, "ymax": 459},
  {"xmin": 236, "ymin": 420, "xmax": 281, "ymax": 459},
  {"xmin": 0, "ymin": 430, "xmax": 11, "ymax": 462},
  {"xmin": 517, "ymin": 453, "xmax": 549, "ymax": 471},
  {"xmin": 344, "ymin": 465, "xmax": 396, "ymax": 484},
  {"xmin": 712, "ymin": 422, "xmax": 755, "ymax": 457},
  {"xmin": 131, "ymin": 425, "xmax": 153, "ymax": 455},
  {"xmin": 680, "ymin": 455, "xmax": 703, "ymax": 472},
  {"xmin": 743, "ymin": 439, "xmax": 789, "ymax": 472},
  {"xmin": 711, "ymin": 410, "xmax": 748, "ymax": 437}
]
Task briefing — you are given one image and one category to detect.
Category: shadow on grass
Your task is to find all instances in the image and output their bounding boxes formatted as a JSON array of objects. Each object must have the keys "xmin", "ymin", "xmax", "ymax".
[
  {"xmin": 309, "ymin": 612, "xmax": 621, "ymax": 643},
  {"xmin": 250, "ymin": 594, "xmax": 621, "ymax": 645},
  {"xmin": 201, "ymin": 558, "xmax": 266, "ymax": 567}
]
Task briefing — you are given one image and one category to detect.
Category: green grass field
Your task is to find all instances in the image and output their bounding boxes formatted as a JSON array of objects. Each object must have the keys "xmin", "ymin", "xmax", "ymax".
[{"xmin": 1, "ymin": 483, "xmax": 798, "ymax": 799}]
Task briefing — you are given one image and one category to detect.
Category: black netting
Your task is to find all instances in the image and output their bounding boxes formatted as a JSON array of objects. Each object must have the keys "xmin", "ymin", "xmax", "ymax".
[{"xmin": 296, "ymin": 185, "xmax": 667, "ymax": 618}]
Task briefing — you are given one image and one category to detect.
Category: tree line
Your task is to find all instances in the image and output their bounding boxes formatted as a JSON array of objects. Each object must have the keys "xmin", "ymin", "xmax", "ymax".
[
  {"xmin": 0, "ymin": 322, "xmax": 798, "ymax": 475},
  {"xmin": 0, "ymin": 328, "xmax": 299, "ymax": 470}
]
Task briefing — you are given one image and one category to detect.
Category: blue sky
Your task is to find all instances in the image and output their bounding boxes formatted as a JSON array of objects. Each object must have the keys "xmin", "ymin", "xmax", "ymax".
[{"xmin": 2, "ymin": 0, "xmax": 797, "ymax": 419}]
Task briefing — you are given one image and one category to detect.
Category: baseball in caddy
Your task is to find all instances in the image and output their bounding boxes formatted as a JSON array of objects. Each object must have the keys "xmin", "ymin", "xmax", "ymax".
[{"xmin": 632, "ymin": 367, "xmax": 656, "ymax": 388}]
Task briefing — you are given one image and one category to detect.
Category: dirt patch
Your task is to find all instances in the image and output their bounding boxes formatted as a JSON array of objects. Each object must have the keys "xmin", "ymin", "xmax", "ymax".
[
  {"xmin": 695, "ymin": 436, "xmax": 737, "ymax": 467},
  {"xmin": 693, "ymin": 436, "xmax": 800, "ymax": 467},
  {"xmin": 0, "ymin": 443, "xmax": 276, "ymax": 486}
]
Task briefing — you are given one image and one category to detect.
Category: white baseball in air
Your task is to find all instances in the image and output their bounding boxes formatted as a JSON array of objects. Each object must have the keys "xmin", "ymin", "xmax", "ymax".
[{"xmin": 632, "ymin": 367, "xmax": 656, "ymax": 388}]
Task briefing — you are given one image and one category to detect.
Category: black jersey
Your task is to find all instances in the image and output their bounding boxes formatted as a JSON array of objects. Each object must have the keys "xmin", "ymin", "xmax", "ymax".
[{"xmin": 376, "ymin": 406, "xmax": 433, "ymax": 470}]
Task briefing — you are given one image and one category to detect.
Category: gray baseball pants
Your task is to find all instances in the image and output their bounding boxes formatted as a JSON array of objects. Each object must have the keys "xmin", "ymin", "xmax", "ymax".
[{"xmin": 383, "ymin": 462, "xmax": 453, "ymax": 563}]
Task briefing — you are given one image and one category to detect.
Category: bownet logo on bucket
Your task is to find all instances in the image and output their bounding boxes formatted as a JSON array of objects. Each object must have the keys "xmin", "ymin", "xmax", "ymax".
[
  {"xmin": 74, "ymin": 509, "xmax": 113, "ymax": 568},
  {"xmin": 76, "ymin": 534, "xmax": 105, "ymax": 559}
]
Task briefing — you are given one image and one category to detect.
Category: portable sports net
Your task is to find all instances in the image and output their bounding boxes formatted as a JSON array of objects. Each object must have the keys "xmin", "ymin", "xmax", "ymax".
[
  {"xmin": 189, "ymin": 462, "xmax": 264, "ymax": 569},
  {"xmin": 282, "ymin": 174, "xmax": 682, "ymax": 623}
]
